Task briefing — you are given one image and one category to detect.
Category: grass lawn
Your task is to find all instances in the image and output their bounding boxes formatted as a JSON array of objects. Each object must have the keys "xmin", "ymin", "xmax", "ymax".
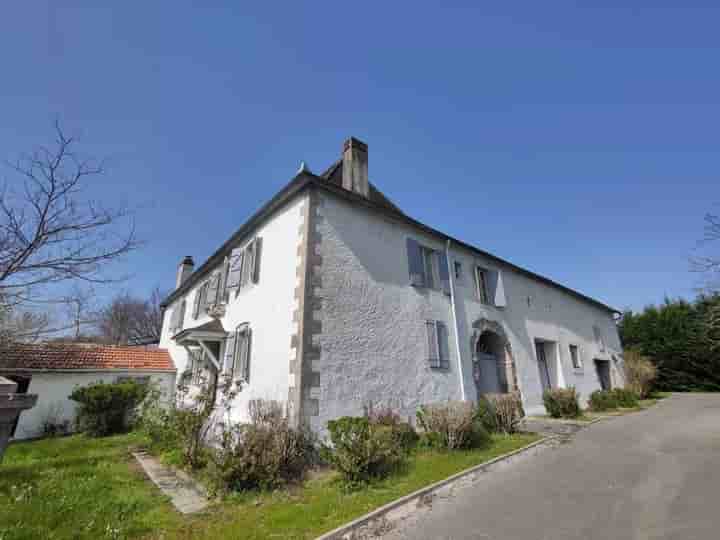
[{"xmin": 0, "ymin": 432, "xmax": 539, "ymax": 540}]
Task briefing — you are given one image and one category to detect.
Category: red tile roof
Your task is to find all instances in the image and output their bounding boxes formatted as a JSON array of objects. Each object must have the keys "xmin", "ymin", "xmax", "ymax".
[{"xmin": 0, "ymin": 344, "xmax": 175, "ymax": 371}]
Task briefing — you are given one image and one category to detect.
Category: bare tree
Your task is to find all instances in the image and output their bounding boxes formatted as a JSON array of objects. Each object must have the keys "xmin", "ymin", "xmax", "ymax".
[
  {"xmin": 96, "ymin": 287, "xmax": 165, "ymax": 345},
  {"xmin": 0, "ymin": 303, "xmax": 49, "ymax": 347},
  {"xmin": 61, "ymin": 284, "xmax": 96, "ymax": 339},
  {"xmin": 0, "ymin": 121, "xmax": 139, "ymax": 306}
]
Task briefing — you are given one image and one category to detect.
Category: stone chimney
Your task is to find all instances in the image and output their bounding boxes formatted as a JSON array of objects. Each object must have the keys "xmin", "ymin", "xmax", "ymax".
[
  {"xmin": 342, "ymin": 137, "xmax": 369, "ymax": 198},
  {"xmin": 176, "ymin": 256, "xmax": 194, "ymax": 289}
]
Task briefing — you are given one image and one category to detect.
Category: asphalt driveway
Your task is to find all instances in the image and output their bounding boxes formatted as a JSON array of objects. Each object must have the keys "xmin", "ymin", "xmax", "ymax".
[{"xmin": 385, "ymin": 394, "xmax": 720, "ymax": 540}]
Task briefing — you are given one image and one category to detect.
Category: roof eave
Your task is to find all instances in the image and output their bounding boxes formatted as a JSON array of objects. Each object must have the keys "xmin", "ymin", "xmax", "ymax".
[{"xmin": 162, "ymin": 172, "xmax": 618, "ymax": 316}]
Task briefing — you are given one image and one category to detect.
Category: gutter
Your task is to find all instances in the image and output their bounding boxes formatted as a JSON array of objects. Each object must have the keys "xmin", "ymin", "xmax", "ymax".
[{"xmin": 446, "ymin": 239, "xmax": 466, "ymax": 400}]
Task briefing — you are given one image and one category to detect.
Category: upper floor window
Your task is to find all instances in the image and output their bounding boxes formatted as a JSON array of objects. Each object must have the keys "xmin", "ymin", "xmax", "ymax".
[
  {"xmin": 569, "ymin": 344, "xmax": 582, "ymax": 369},
  {"xmin": 453, "ymin": 261, "xmax": 462, "ymax": 281},
  {"xmin": 473, "ymin": 266, "xmax": 507, "ymax": 308},
  {"xmin": 169, "ymin": 299, "xmax": 187, "ymax": 334},
  {"xmin": 406, "ymin": 238, "xmax": 450, "ymax": 294},
  {"xmin": 189, "ymin": 237, "xmax": 263, "ymax": 320},
  {"xmin": 475, "ymin": 267, "xmax": 490, "ymax": 304},
  {"xmin": 593, "ymin": 325, "xmax": 605, "ymax": 352}
]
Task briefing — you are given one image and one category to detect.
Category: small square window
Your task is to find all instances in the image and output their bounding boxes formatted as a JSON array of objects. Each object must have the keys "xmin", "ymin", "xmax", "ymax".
[{"xmin": 569, "ymin": 344, "xmax": 582, "ymax": 369}]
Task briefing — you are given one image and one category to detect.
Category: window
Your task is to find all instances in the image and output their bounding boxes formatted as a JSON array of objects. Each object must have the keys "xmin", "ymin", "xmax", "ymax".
[
  {"xmin": 473, "ymin": 266, "xmax": 507, "ymax": 307},
  {"xmin": 425, "ymin": 320, "xmax": 450, "ymax": 369},
  {"xmin": 593, "ymin": 325, "xmax": 605, "ymax": 352},
  {"xmin": 454, "ymin": 261, "xmax": 462, "ymax": 281},
  {"xmin": 406, "ymin": 238, "xmax": 450, "ymax": 293},
  {"xmin": 569, "ymin": 344, "xmax": 582, "ymax": 369},
  {"xmin": 475, "ymin": 267, "xmax": 489, "ymax": 304},
  {"xmin": 189, "ymin": 348, "xmax": 206, "ymax": 385},
  {"xmin": 225, "ymin": 237, "xmax": 263, "ymax": 299},
  {"xmin": 170, "ymin": 299, "xmax": 187, "ymax": 333},
  {"xmin": 225, "ymin": 323, "xmax": 252, "ymax": 382},
  {"xmin": 421, "ymin": 246, "xmax": 438, "ymax": 289}
]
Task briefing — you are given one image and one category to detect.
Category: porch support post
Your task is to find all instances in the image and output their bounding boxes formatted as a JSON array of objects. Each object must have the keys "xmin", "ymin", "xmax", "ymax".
[{"xmin": 198, "ymin": 340, "xmax": 221, "ymax": 371}]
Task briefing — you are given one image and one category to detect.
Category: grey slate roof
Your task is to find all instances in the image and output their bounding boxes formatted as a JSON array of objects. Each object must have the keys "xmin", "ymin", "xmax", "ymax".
[{"xmin": 162, "ymin": 163, "xmax": 618, "ymax": 314}]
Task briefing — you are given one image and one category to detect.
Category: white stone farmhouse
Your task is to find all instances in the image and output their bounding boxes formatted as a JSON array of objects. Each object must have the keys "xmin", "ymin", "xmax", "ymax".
[{"xmin": 160, "ymin": 138, "xmax": 624, "ymax": 432}]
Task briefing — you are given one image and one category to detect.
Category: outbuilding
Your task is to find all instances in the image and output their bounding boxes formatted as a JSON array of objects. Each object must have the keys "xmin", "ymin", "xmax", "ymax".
[{"xmin": 0, "ymin": 343, "xmax": 175, "ymax": 440}]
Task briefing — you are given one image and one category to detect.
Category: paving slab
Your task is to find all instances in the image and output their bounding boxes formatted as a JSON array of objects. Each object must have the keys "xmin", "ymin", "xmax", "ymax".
[{"xmin": 133, "ymin": 450, "xmax": 209, "ymax": 514}]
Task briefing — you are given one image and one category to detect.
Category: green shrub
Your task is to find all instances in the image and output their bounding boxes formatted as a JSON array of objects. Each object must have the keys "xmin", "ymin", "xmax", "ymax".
[
  {"xmin": 588, "ymin": 390, "xmax": 617, "ymax": 411},
  {"xmin": 209, "ymin": 400, "xmax": 315, "ymax": 492},
  {"xmin": 477, "ymin": 393, "xmax": 524, "ymax": 434},
  {"xmin": 322, "ymin": 416, "xmax": 407, "ymax": 488},
  {"xmin": 138, "ymin": 371, "xmax": 234, "ymax": 469},
  {"xmin": 416, "ymin": 401, "xmax": 490, "ymax": 450},
  {"xmin": 542, "ymin": 388, "xmax": 581, "ymax": 418},
  {"xmin": 612, "ymin": 388, "xmax": 640, "ymax": 408},
  {"xmin": 588, "ymin": 388, "xmax": 640, "ymax": 412},
  {"xmin": 69, "ymin": 380, "xmax": 148, "ymax": 436},
  {"xmin": 363, "ymin": 403, "xmax": 418, "ymax": 451}
]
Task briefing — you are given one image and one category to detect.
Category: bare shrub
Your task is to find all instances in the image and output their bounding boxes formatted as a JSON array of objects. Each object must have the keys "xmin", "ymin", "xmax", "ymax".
[
  {"xmin": 416, "ymin": 401, "xmax": 489, "ymax": 450},
  {"xmin": 478, "ymin": 393, "xmax": 524, "ymax": 434},
  {"xmin": 210, "ymin": 399, "xmax": 315, "ymax": 492},
  {"xmin": 623, "ymin": 349, "xmax": 657, "ymax": 398}
]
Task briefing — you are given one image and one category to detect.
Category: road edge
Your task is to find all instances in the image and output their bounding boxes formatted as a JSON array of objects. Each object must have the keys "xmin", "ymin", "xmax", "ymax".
[{"xmin": 315, "ymin": 435, "xmax": 554, "ymax": 540}]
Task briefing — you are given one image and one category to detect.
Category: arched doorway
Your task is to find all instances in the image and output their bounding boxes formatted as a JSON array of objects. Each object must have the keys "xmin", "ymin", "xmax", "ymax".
[{"xmin": 470, "ymin": 319, "xmax": 518, "ymax": 397}]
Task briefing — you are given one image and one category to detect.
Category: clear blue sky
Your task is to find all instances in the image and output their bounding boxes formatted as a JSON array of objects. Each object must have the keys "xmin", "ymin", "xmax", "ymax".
[{"xmin": 1, "ymin": 1, "xmax": 719, "ymax": 314}]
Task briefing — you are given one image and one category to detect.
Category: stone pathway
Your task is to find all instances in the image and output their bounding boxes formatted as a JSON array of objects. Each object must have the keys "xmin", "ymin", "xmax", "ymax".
[{"xmin": 133, "ymin": 450, "xmax": 209, "ymax": 514}]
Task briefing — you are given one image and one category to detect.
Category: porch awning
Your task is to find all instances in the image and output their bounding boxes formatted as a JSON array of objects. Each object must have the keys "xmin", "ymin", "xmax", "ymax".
[
  {"xmin": 172, "ymin": 319, "xmax": 227, "ymax": 345},
  {"xmin": 172, "ymin": 320, "xmax": 227, "ymax": 372}
]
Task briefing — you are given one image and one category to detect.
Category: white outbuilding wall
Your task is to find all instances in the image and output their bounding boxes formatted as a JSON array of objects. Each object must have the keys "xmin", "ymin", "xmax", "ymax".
[{"xmin": 8, "ymin": 369, "xmax": 175, "ymax": 440}]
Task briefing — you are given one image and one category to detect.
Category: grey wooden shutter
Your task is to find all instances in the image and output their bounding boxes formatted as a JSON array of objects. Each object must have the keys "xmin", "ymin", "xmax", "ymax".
[
  {"xmin": 223, "ymin": 332, "xmax": 236, "ymax": 374},
  {"xmin": 437, "ymin": 321, "xmax": 450, "ymax": 369},
  {"xmin": 192, "ymin": 287, "xmax": 201, "ymax": 319},
  {"xmin": 243, "ymin": 328, "xmax": 252, "ymax": 382},
  {"xmin": 407, "ymin": 238, "xmax": 425, "ymax": 287},
  {"xmin": 437, "ymin": 252, "xmax": 451, "ymax": 295},
  {"xmin": 206, "ymin": 272, "xmax": 220, "ymax": 305},
  {"xmin": 170, "ymin": 303, "xmax": 181, "ymax": 333},
  {"xmin": 426, "ymin": 320, "xmax": 439, "ymax": 368},
  {"xmin": 220, "ymin": 258, "xmax": 230, "ymax": 302},
  {"xmin": 233, "ymin": 327, "xmax": 251, "ymax": 382},
  {"xmin": 226, "ymin": 247, "xmax": 243, "ymax": 292},
  {"xmin": 178, "ymin": 300, "xmax": 186, "ymax": 331},
  {"xmin": 240, "ymin": 243, "xmax": 254, "ymax": 288},
  {"xmin": 593, "ymin": 325, "xmax": 605, "ymax": 352},
  {"xmin": 252, "ymin": 237, "xmax": 262, "ymax": 284},
  {"xmin": 493, "ymin": 271, "xmax": 507, "ymax": 307},
  {"xmin": 486, "ymin": 270, "xmax": 499, "ymax": 306}
]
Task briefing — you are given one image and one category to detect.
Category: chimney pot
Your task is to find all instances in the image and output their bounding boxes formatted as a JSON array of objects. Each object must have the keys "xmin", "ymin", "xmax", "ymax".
[
  {"xmin": 176, "ymin": 256, "xmax": 194, "ymax": 289},
  {"xmin": 342, "ymin": 137, "xmax": 369, "ymax": 198}
]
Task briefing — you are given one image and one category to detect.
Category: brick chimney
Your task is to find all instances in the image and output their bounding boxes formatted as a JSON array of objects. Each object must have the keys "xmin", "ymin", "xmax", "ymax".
[
  {"xmin": 342, "ymin": 137, "xmax": 369, "ymax": 198},
  {"xmin": 176, "ymin": 256, "xmax": 194, "ymax": 289}
]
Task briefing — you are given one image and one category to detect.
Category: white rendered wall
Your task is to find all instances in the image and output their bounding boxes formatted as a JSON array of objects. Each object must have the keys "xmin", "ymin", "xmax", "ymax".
[
  {"xmin": 314, "ymin": 192, "xmax": 623, "ymax": 426},
  {"xmin": 159, "ymin": 195, "xmax": 306, "ymax": 424},
  {"xmin": 9, "ymin": 370, "xmax": 175, "ymax": 440}
]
